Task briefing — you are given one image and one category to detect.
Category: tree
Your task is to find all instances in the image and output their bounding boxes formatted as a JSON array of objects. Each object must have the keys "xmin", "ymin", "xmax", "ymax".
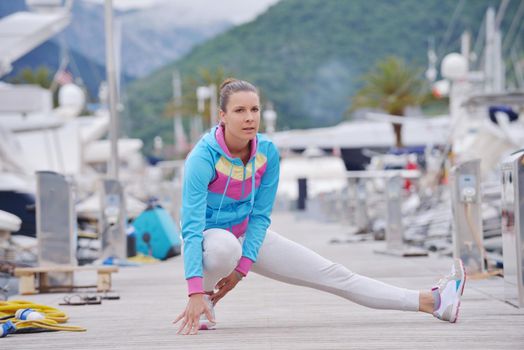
[
  {"xmin": 350, "ymin": 56, "xmax": 428, "ymax": 148},
  {"xmin": 161, "ymin": 66, "xmax": 231, "ymax": 157},
  {"xmin": 164, "ymin": 66, "xmax": 230, "ymax": 128},
  {"xmin": 10, "ymin": 66, "xmax": 52, "ymax": 88}
]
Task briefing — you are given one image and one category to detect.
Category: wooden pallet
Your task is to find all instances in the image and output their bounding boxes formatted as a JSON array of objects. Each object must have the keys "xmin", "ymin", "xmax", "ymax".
[{"xmin": 14, "ymin": 265, "xmax": 119, "ymax": 295}]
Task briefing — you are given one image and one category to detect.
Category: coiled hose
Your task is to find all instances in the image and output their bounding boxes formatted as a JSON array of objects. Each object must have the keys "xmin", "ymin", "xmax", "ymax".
[{"xmin": 0, "ymin": 300, "xmax": 86, "ymax": 337}]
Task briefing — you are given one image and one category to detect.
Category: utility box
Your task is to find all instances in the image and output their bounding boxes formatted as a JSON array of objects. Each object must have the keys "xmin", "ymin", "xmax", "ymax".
[
  {"xmin": 36, "ymin": 171, "xmax": 77, "ymax": 266},
  {"xmin": 450, "ymin": 159, "xmax": 485, "ymax": 274},
  {"xmin": 99, "ymin": 179, "xmax": 127, "ymax": 260},
  {"xmin": 501, "ymin": 150, "xmax": 524, "ymax": 307}
]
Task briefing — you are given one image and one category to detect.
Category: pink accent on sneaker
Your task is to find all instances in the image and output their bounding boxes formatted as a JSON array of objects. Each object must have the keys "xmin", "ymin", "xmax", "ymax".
[
  {"xmin": 187, "ymin": 277, "xmax": 204, "ymax": 295},
  {"xmin": 431, "ymin": 287, "xmax": 441, "ymax": 310},
  {"xmin": 235, "ymin": 256, "xmax": 253, "ymax": 276},
  {"xmin": 452, "ymin": 263, "xmax": 467, "ymax": 324}
]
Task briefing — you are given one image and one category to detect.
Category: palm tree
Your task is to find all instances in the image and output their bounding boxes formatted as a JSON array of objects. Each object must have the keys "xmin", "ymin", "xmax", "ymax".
[
  {"xmin": 10, "ymin": 66, "xmax": 52, "ymax": 88},
  {"xmin": 164, "ymin": 66, "xmax": 229, "ymax": 129},
  {"xmin": 350, "ymin": 56, "xmax": 428, "ymax": 148},
  {"xmin": 163, "ymin": 66, "xmax": 231, "ymax": 156}
]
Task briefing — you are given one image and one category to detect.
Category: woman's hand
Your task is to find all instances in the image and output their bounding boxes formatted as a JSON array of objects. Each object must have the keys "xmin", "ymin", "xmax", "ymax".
[
  {"xmin": 210, "ymin": 270, "xmax": 243, "ymax": 305},
  {"xmin": 173, "ymin": 293, "xmax": 214, "ymax": 335}
]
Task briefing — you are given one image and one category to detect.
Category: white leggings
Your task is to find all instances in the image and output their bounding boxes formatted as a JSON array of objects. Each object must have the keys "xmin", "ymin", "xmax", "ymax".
[{"xmin": 202, "ymin": 228, "xmax": 419, "ymax": 311}]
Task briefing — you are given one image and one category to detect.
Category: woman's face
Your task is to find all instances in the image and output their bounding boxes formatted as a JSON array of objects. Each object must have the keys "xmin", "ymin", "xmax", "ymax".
[{"xmin": 220, "ymin": 91, "xmax": 260, "ymax": 142}]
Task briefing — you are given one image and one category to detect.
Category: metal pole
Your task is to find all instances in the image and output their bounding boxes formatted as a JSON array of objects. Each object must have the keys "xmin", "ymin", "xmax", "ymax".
[
  {"xmin": 460, "ymin": 31, "xmax": 470, "ymax": 72},
  {"xmin": 485, "ymin": 7, "xmax": 495, "ymax": 93},
  {"xmin": 172, "ymin": 70, "xmax": 186, "ymax": 157},
  {"xmin": 493, "ymin": 29, "xmax": 503, "ymax": 92},
  {"xmin": 385, "ymin": 175, "xmax": 403, "ymax": 251},
  {"xmin": 104, "ymin": 0, "xmax": 119, "ymax": 180},
  {"xmin": 209, "ymin": 84, "xmax": 218, "ymax": 127},
  {"xmin": 297, "ymin": 178, "xmax": 308, "ymax": 210}
]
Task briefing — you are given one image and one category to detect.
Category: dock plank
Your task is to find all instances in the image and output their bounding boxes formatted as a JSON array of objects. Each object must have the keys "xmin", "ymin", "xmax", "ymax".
[{"xmin": 3, "ymin": 212, "xmax": 524, "ymax": 349}]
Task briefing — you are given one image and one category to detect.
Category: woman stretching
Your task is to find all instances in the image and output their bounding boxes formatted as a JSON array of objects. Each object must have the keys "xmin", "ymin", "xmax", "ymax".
[{"xmin": 174, "ymin": 79, "xmax": 466, "ymax": 335}]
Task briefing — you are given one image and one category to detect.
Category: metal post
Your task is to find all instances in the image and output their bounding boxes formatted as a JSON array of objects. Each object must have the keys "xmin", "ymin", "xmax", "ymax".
[
  {"xmin": 36, "ymin": 171, "xmax": 76, "ymax": 287},
  {"xmin": 450, "ymin": 159, "xmax": 486, "ymax": 274},
  {"xmin": 374, "ymin": 174, "xmax": 427, "ymax": 257},
  {"xmin": 297, "ymin": 178, "xmax": 308, "ymax": 210},
  {"xmin": 385, "ymin": 175, "xmax": 403, "ymax": 250},
  {"xmin": 209, "ymin": 84, "xmax": 218, "ymax": 127},
  {"xmin": 36, "ymin": 171, "xmax": 77, "ymax": 266},
  {"xmin": 485, "ymin": 7, "xmax": 495, "ymax": 93},
  {"xmin": 493, "ymin": 29, "xmax": 504, "ymax": 92},
  {"xmin": 460, "ymin": 31, "xmax": 470, "ymax": 72},
  {"xmin": 99, "ymin": 179, "xmax": 127, "ymax": 260},
  {"xmin": 104, "ymin": 0, "xmax": 119, "ymax": 180},
  {"xmin": 172, "ymin": 71, "xmax": 188, "ymax": 156},
  {"xmin": 501, "ymin": 151, "xmax": 524, "ymax": 307},
  {"xmin": 347, "ymin": 178, "xmax": 369, "ymax": 233}
]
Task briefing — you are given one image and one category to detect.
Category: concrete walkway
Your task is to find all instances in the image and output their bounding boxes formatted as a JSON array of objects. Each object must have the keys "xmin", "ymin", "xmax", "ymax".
[{"xmin": 3, "ymin": 211, "xmax": 524, "ymax": 349}]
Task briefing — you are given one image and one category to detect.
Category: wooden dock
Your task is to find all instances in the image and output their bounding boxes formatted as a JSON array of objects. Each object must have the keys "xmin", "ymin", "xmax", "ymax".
[{"xmin": 3, "ymin": 211, "xmax": 524, "ymax": 349}]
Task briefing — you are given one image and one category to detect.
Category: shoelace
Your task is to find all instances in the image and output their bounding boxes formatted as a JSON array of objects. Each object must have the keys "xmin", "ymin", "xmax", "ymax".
[{"xmin": 435, "ymin": 270, "xmax": 457, "ymax": 291}]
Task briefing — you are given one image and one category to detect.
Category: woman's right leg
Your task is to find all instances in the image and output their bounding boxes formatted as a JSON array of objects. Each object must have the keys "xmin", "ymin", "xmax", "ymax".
[{"xmin": 252, "ymin": 230, "xmax": 420, "ymax": 312}]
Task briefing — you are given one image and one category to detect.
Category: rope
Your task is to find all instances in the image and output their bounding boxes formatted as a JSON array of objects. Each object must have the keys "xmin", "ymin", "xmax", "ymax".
[{"xmin": 0, "ymin": 300, "xmax": 86, "ymax": 337}]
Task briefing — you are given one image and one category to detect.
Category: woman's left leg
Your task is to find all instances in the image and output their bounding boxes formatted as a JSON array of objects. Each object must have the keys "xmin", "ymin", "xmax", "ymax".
[{"xmin": 251, "ymin": 229, "xmax": 420, "ymax": 311}]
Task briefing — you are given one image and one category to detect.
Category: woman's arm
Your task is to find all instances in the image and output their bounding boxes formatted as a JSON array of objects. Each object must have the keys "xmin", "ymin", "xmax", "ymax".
[
  {"xmin": 181, "ymin": 151, "xmax": 215, "ymax": 295},
  {"xmin": 175, "ymin": 150, "xmax": 215, "ymax": 335}
]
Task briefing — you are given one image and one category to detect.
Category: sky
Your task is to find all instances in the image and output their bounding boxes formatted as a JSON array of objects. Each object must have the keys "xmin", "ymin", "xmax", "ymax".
[{"xmin": 87, "ymin": 0, "xmax": 281, "ymax": 24}]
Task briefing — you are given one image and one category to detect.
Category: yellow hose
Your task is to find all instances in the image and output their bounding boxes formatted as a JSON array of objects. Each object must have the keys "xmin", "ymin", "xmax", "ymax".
[{"xmin": 0, "ymin": 300, "xmax": 86, "ymax": 334}]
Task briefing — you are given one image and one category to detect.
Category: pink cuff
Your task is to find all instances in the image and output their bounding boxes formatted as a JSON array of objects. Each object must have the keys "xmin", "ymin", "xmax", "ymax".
[
  {"xmin": 235, "ymin": 256, "xmax": 254, "ymax": 276},
  {"xmin": 187, "ymin": 277, "xmax": 204, "ymax": 296}
]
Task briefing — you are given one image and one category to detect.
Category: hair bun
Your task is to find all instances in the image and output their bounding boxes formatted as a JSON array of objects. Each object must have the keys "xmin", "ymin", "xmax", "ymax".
[{"xmin": 219, "ymin": 78, "xmax": 238, "ymax": 91}]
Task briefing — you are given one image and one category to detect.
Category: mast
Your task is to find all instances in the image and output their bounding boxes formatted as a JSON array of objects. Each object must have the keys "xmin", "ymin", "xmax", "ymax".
[{"xmin": 104, "ymin": 0, "xmax": 120, "ymax": 179}]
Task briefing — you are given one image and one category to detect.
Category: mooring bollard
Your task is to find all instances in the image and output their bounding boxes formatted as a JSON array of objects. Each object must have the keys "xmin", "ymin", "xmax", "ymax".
[
  {"xmin": 36, "ymin": 171, "xmax": 77, "ymax": 287},
  {"xmin": 297, "ymin": 177, "xmax": 308, "ymax": 211},
  {"xmin": 36, "ymin": 171, "xmax": 77, "ymax": 266},
  {"xmin": 501, "ymin": 150, "xmax": 524, "ymax": 307},
  {"xmin": 100, "ymin": 179, "xmax": 127, "ymax": 260},
  {"xmin": 374, "ymin": 173, "xmax": 427, "ymax": 257},
  {"xmin": 385, "ymin": 175, "xmax": 403, "ymax": 250},
  {"xmin": 450, "ymin": 159, "xmax": 485, "ymax": 275}
]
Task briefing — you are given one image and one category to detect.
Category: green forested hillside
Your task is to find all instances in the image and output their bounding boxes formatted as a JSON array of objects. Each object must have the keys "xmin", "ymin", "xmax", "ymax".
[{"xmin": 125, "ymin": 0, "xmax": 521, "ymax": 152}]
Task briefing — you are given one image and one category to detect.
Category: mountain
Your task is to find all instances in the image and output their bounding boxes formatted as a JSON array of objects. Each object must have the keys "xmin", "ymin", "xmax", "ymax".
[
  {"xmin": 0, "ymin": 0, "xmax": 234, "ymax": 97},
  {"xmin": 125, "ymin": 0, "xmax": 522, "ymax": 151},
  {"xmin": 61, "ymin": 0, "xmax": 233, "ymax": 78}
]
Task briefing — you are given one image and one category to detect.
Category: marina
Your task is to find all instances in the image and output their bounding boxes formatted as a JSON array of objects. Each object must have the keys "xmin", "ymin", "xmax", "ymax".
[
  {"xmin": 2, "ymin": 211, "xmax": 524, "ymax": 349},
  {"xmin": 1, "ymin": 1, "xmax": 524, "ymax": 348}
]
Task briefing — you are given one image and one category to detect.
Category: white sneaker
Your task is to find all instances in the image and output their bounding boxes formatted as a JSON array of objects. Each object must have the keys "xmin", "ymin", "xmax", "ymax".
[
  {"xmin": 199, "ymin": 294, "xmax": 216, "ymax": 330},
  {"xmin": 433, "ymin": 259, "xmax": 466, "ymax": 323}
]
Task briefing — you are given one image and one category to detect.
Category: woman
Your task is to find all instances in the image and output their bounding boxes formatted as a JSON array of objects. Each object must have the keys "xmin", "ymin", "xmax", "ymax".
[{"xmin": 173, "ymin": 78, "xmax": 466, "ymax": 335}]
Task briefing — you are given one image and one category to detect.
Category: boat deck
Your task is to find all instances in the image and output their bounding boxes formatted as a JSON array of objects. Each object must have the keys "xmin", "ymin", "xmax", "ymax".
[{"xmin": 4, "ymin": 211, "xmax": 524, "ymax": 349}]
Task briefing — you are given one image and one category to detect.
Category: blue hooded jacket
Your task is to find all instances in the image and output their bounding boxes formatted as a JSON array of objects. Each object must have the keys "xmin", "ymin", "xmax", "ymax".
[{"xmin": 181, "ymin": 125, "xmax": 279, "ymax": 294}]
